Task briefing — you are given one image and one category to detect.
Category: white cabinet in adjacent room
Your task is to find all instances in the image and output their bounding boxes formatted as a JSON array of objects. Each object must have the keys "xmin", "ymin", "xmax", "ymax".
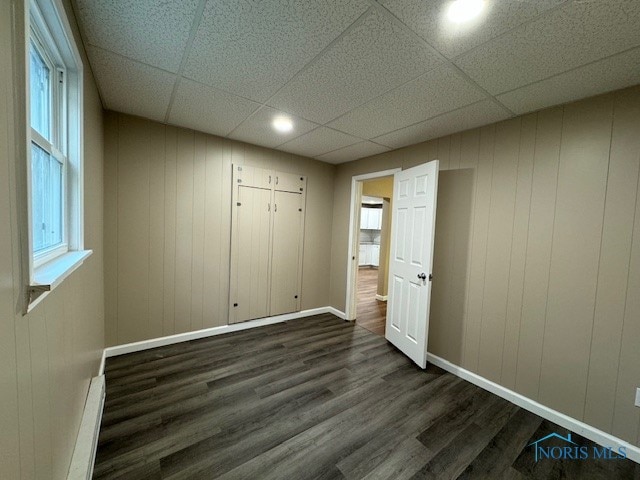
[
  {"xmin": 371, "ymin": 244, "xmax": 380, "ymax": 267},
  {"xmin": 360, "ymin": 206, "xmax": 382, "ymax": 230},
  {"xmin": 358, "ymin": 244, "xmax": 368, "ymax": 266}
]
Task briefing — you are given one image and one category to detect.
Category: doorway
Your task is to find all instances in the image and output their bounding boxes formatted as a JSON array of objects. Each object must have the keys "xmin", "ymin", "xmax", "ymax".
[
  {"xmin": 356, "ymin": 194, "xmax": 387, "ymax": 335},
  {"xmin": 345, "ymin": 168, "xmax": 400, "ymax": 334}
]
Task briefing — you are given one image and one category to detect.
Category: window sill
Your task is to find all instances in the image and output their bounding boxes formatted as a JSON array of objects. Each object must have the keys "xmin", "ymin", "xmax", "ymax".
[{"xmin": 27, "ymin": 249, "xmax": 93, "ymax": 313}]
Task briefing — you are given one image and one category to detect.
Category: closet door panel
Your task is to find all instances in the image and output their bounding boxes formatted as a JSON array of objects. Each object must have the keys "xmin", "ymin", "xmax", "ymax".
[
  {"xmin": 270, "ymin": 191, "xmax": 303, "ymax": 316},
  {"xmin": 275, "ymin": 172, "xmax": 306, "ymax": 193},
  {"xmin": 232, "ymin": 186, "xmax": 272, "ymax": 323}
]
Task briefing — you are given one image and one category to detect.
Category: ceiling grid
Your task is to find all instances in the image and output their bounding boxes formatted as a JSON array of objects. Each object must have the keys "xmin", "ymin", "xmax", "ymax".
[{"xmin": 74, "ymin": 0, "xmax": 640, "ymax": 164}]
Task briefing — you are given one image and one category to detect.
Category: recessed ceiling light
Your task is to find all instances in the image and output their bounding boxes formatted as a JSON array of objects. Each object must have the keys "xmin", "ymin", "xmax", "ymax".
[
  {"xmin": 447, "ymin": 0, "xmax": 484, "ymax": 23},
  {"xmin": 272, "ymin": 116, "xmax": 293, "ymax": 133}
]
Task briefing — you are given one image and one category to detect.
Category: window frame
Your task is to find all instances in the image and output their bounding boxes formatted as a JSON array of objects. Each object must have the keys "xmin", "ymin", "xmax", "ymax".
[
  {"xmin": 29, "ymin": 17, "xmax": 69, "ymax": 267},
  {"xmin": 21, "ymin": 0, "xmax": 90, "ymax": 313}
]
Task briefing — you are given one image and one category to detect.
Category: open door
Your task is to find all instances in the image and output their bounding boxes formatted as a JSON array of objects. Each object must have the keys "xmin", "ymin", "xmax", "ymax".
[{"xmin": 385, "ymin": 160, "xmax": 439, "ymax": 368}]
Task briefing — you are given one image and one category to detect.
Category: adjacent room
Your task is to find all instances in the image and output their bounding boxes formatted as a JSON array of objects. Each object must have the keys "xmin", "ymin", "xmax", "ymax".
[{"xmin": 2, "ymin": 0, "xmax": 640, "ymax": 478}]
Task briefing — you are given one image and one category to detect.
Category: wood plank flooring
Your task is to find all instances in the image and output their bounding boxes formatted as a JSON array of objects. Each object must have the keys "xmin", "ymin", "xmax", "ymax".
[
  {"xmin": 95, "ymin": 314, "xmax": 640, "ymax": 479},
  {"xmin": 356, "ymin": 267, "xmax": 386, "ymax": 336}
]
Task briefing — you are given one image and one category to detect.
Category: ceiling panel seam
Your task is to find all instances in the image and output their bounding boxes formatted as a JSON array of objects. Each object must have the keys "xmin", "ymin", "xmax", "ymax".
[
  {"xmin": 370, "ymin": 1, "xmax": 515, "ymax": 118},
  {"xmin": 255, "ymin": 8, "xmax": 374, "ymax": 114},
  {"xmin": 494, "ymin": 44, "xmax": 640, "ymax": 98},
  {"xmin": 369, "ymin": 98, "xmax": 494, "ymax": 141},
  {"xmin": 225, "ymin": 7, "xmax": 374, "ymax": 139},
  {"xmin": 447, "ymin": 0, "xmax": 573, "ymax": 63},
  {"xmin": 163, "ymin": 0, "xmax": 209, "ymax": 124}
]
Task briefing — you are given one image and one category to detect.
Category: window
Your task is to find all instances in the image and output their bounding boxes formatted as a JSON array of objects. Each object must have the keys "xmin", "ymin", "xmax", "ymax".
[
  {"xmin": 29, "ymin": 20, "xmax": 67, "ymax": 264},
  {"xmin": 25, "ymin": 0, "xmax": 90, "ymax": 311}
]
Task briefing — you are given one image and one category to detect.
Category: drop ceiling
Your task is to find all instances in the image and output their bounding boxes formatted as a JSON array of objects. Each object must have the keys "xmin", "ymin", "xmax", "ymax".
[{"xmin": 74, "ymin": 0, "xmax": 640, "ymax": 164}]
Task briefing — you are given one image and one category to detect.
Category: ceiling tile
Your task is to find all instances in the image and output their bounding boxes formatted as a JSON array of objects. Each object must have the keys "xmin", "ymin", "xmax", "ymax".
[
  {"xmin": 229, "ymin": 107, "xmax": 318, "ymax": 149},
  {"xmin": 381, "ymin": 0, "xmax": 564, "ymax": 59},
  {"xmin": 183, "ymin": 0, "xmax": 370, "ymax": 102},
  {"xmin": 169, "ymin": 79, "xmax": 261, "ymax": 137},
  {"xmin": 76, "ymin": 0, "xmax": 198, "ymax": 72},
  {"xmin": 455, "ymin": 0, "xmax": 640, "ymax": 95},
  {"xmin": 316, "ymin": 141, "xmax": 390, "ymax": 164},
  {"xmin": 328, "ymin": 65, "xmax": 485, "ymax": 139},
  {"xmin": 279, "ymin": 127, "xmax": 361, "ymax": 158},
  {"xmin": 497, "ymin": 47, "xmax": 640, "ymax": 115},
  {"xmin": 268, "ymin": 8, "xmax": 444, "ymax": 124},
  {"xmin": 88, "ymin": 47, "xmax": 175, "ymax": 122},
  {"xmin": 374, "ymin": 100, "xmax": 510, "ymax": 149}
]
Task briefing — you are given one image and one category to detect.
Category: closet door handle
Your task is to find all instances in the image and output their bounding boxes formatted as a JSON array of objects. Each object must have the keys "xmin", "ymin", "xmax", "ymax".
[
  {"xmin": 269, "ymin": 175, "xmax": 272, "ymax": 184},
  {"xmin": 275, "ymin": 176, "xmax": 279, "ymax": 185},
  {"xmin": 268, "ymin": 203, "xmax": 270, "ymax": 211},
  {"xmin": 274, "ymin": 204, "xmax": 277, "ymax": 212}
]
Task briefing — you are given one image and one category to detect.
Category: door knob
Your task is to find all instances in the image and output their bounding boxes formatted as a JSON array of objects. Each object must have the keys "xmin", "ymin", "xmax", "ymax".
[{"xmin": 417, "ymin": 273, "xmax": 427, "ymax": 280}]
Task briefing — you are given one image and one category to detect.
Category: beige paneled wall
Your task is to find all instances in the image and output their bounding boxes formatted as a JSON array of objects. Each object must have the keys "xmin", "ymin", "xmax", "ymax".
[
  {"xmin": 0, "ymin": 1, "xmax": 105, "ymax": 478},
  {"xmin": 104, "ymin": 112, "xmax": 335, "ymax": 346},
  {"xmin": 329, "ymin": 86, "xmax": 640, "ymax": 447}
]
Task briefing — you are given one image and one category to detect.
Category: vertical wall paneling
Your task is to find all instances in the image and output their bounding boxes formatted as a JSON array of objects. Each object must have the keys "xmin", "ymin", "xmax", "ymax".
[
  {"xmin": 191, "ymin": 133, "xmax": 207, "ymax": 332},
  {"xmin": 477, "ymin": 118, "xmax": 520, "ymax": 382},
  {"xmin": 117, "ymin": 116, "xmax": 151, "ymax": 342},
  {"xmin": 148, "ymin": 121, "xmax": 166, "ymax": 339},
  {"xmin": 585, "ymin": 87, "xmax": 640, "ymax": 432},
  {"xmin": 449, "ymin": 133, "xmax": 462, "ymax": 170},
  {"xmin": 103, "ymin": 112, "xmax": 118, "ymax": 345},
  {"xmin": 0, "ymin": 1, "xmax": 21, "ymax": 475},
  {"xmin": 515, "ymin": 106, "xmax": 563, "ymax": 400},
  {"xmin": 437, "ymin": 136, "xmax": 451, "ymax": 170},
  {"xmin": 14, "ymin": 321, "xmax": 35, "ymax": 478},
  {"xmin": 30, "ymin": 311, "xmax": 53, "ymax": 477},
  {"xmin": 219, "ymin": 143, "xmax": 234, "ymax": 324},
  {"xmin": 174, "ymin": 129, "xmax": 195, "ymax": 333},
  {"xmin": 501, "ymin": 113, "xmax": 537, "ymax": 389},
  {"xmin": 610, "ymin": 92, "xmax": 640, "ymax": 443},
  {"xmin": 202, "ymin": 137, "xmax": 223, "ymax": 328},
  {"xmin": 612, "ymin": 177, "xmax": 640, "ymax": 443},
  {"xmin": 163, "ymin": 126, "xmax": 178, "ymax": 336},
  {"xmin": 538, "ymin": 94, "xmax": 613, "ymax": 419},
  {"xmin": 462, "ymin": 125, "xmax": 495, "ymax": 371}
]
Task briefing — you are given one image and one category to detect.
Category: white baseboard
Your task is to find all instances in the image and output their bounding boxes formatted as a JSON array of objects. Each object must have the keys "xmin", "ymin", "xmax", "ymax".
[
  {"xmin": 67, "ymin": 375, "xmax": 105, "ymax": 480},
  {"xmin": 375, "ymin": 294, "xmax": 387, "ymax": 302},
  {"xmin": 104, "ymin": 306, "xmax": 347, "ymax": 358},
  {"xmin": 427, "ymin": 353, "xmax": 640, "ymax": 464},
  {"xmin": 326, "ymin": 306, "xmax": 347, "ymax": 320}
]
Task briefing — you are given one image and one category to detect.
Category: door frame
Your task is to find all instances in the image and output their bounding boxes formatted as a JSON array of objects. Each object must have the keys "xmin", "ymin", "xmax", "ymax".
[{"xmin": 345, "ymin": 168, "xmax": 401, "ymax": 321}]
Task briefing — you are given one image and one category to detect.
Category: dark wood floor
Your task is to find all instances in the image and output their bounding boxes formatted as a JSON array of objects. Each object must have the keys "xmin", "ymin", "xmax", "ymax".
[
  {"xmin": 356, "ymin": 267, "xmax": 386, "ymax": 336},
  {"xmin": 95, "ymin": 314, "xmax": 640, "ymax": 479}
]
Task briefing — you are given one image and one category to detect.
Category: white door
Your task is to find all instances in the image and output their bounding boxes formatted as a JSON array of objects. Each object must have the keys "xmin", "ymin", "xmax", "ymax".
[{"xmin": 385, "ymin": 160, "xmax": 439, "ymax": 368}]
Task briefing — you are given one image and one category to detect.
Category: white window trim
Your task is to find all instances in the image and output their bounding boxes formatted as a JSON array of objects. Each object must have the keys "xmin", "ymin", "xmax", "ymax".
[{"xmin": 22, "ymin": 0, "xmax": 91, "ymax": 313}]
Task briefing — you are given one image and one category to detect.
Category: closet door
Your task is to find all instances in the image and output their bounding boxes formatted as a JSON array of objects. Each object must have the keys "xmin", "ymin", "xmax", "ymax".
[
  {"xmin": 229, "ymin": 185, "xmax": 272, "ymax": 323},
  {"xmin": 270, "ymin": 190, "xmax": 304, "ymax": 316},
  {"xmin": 274, "ymin": 172, "xmax": 305, "ymax": 194}
]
